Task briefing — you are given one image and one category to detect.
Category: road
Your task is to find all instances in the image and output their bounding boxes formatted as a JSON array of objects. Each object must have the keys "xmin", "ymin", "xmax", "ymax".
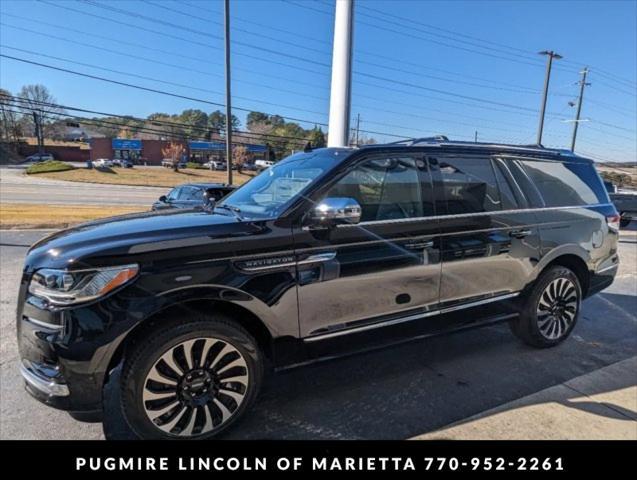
[
  {"xmin": 0, "ymin": 167, "xmax": 165, "ymax": 206},
  {"xmin": 0, "ymin": 227, "xmax": 635, "ymax": 440}
]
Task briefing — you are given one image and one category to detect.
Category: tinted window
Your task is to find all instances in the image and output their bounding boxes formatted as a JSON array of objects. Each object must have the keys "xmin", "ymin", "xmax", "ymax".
[
  {"xmin": 167, "ymin": 187, "xmax": 181, "ymax": 201},
  {"xmin": 180, "ymin": 187, "xmax": 204, "ymax": 201},
  {"xmin": 220, "ymin": 150, "xmax": 346, "ymax": 218},
  {"xmin": 520, "ymin": 160, "xmax": 608, "ymax": 207},
  {"xmin": 438, "ymin": 156, "xmax": 501, "ymax": 214},
  {"xmin": 492, "ymin": 159, "xmax": 521, "ymax": 210},
  {"xmin": 327, "ymin": 155, "xmax": 430, "ymax": 222}
]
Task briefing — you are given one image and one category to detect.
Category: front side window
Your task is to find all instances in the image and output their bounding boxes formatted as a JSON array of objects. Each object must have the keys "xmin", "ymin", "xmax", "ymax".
[
  {"xmin": 180, "ymin": 187, "xmax": 204, "ymax": 201},
  {"xmin": 167, "ymin": 187, "xmax": 181, "ymax": 201},
  {"xmin": 520, "ymin": 160, "xmax": 608, "ymax": 207},
  {"xmin": 219, "ymin": 149, "xmax": 349, "ymax": 218},
  {"xmin": 438, "ymin": 156, "xmax": 501, "ymax": 214},
  {"xmin": 326, "ymin": 155, "xmax": 428, "ymax": 222}
]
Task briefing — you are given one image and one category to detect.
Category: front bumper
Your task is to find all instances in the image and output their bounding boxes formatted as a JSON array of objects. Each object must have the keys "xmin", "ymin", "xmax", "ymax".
[{"xmin": 20, "ymin": 360, "xmax": 69, "ymax": 397}]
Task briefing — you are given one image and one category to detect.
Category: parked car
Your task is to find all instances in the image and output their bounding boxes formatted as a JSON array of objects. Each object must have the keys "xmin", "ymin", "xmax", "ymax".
[
  {"xmin": 162, "ymin": 158, "xmax": 187, "ymax": 169},
  {"xmin": 25, "ymin": 153, "xmax": 54, "ymax": 162},
  {"xmin": 94, "ymin": 158, "xmax": 114, "ymax": 168},
  {"xmin": 111, "ymin": 159, "xmax": 122, "ymax": 167},
  {"xmin": 17, "ymin": 138, "xmax": 619, "ymax": 439},
  {"xmin": 152, "ymin": 183, "xmax": 236, "ymax": 211},
  {"xmin": 122, "ymin": 160, "xmax": 134, "ymax": 168},
  {"xmin": 255, "ymin": 159, "xmax": 274, "ymax": 171},
  {"xmin": 203, "ymin": 160, "xmax": 227, "ymax": 171},
  {"xmin": 604, "ymin": 180, "xmax": 636, "ymax": 227}
]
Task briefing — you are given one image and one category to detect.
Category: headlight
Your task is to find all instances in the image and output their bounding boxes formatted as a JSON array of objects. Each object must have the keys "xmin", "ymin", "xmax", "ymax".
[{"xmin": 28, "ymin": 264, "xmax": 139, "ymax": 306}]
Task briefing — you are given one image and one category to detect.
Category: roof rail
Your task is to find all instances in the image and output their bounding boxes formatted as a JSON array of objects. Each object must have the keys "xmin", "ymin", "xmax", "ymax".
[{"xmin": 385, "ymin": 135, "xmax": 449, "ymax": 146}]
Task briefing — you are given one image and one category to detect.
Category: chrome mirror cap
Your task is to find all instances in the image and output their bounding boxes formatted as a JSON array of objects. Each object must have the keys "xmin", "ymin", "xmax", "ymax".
[{"xmin": 312, "ymin": 197, "xmax": 362, "ymax": 225}]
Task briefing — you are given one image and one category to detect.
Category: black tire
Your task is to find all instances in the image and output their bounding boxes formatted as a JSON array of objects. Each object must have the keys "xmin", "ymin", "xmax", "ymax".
[
  {"xmin": 509, "ymin": 266, "xmax": 582, "ymax": 348},
  {"xmin": 620, "ymin": 216, "xmax": 631, "ymax": 228},
  {"xmin": 120, "ymin": 313, "xmax": 263, "ymax": 440}
]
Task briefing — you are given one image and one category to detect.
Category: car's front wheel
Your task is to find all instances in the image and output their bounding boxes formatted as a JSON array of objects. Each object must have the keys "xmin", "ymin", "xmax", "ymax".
[
  {"xmin": 510, "ymin": 266, "xmax": 582, "ymax": 348},
  {"xmin": 120, "ymin": 314, "xmax": 263, "ymax": 439}
]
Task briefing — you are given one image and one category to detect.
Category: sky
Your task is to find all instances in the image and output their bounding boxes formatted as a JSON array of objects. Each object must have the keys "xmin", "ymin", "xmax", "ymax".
[{"xmin": 0, "ymin": 0, "xmax": 635, "ymax": 162}]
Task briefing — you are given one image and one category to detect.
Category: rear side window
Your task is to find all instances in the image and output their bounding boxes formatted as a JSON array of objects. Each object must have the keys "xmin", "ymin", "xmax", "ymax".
[
  {"xmin": 520, "ymin": 160, "xmax": 608, "ymax": 207},
  {"xmin": 438, "ymin": 156, "xmax": 501, "ymax": 214}
]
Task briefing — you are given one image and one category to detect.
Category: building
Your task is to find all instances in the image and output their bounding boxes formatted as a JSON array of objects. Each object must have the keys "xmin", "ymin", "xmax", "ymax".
[{"xmin": 89, "ymin": 138, "xmax": 270, "ymax": 165}]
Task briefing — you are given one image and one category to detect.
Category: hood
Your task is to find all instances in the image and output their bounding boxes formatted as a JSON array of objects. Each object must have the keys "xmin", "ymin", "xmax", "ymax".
[{"xmin": 25, "ymin": 208, "xmax": 268, "ymax": 271}]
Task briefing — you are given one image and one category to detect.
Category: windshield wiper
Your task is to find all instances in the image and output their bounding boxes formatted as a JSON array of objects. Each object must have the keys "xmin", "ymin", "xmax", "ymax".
[{"xmin": 215, "ymin": 204, "xmax": 244, "ymax": 221}]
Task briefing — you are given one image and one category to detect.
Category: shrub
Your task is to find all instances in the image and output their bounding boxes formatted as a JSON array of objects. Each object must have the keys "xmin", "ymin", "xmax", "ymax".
[
  {"xmin": 26, "ymin": 160, "xmax": 75, "ymax": 174},
  {"xmin": 185, "ymin": 162, "xmax": 203, "ymax": 169}
]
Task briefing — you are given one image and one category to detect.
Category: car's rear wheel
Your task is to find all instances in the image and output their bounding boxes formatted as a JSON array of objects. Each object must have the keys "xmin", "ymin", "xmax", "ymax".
[
  {"xmin": 510, "ymin": 266, "xmax": 582, "ymax": 348},
  {"xmin": 120, "ymin": 314, "xmax": 263, "ymax": 439},
  {"xmin": 620, "ymin": 215, "xmax": 631, "ymax": 228}
]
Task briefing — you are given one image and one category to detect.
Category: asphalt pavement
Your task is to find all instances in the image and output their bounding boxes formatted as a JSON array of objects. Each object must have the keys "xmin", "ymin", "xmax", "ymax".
[
  {"xmin": 0, "ymin": 166, "xmax": 165, "ymax": 206},
  {"xmin": 0, "ymin": 227, "xmax": 635, "ymax": 440}
]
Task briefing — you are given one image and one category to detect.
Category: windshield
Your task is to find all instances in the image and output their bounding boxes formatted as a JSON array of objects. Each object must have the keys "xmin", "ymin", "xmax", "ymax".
[{"xmin": 218, "ymin": 149, "xmax": 350, "ymax": 219}]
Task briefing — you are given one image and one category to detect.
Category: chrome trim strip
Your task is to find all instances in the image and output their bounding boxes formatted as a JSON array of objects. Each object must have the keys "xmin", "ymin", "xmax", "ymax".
[
  {"xmin": 25, "ymin": 317, "xmax": 63, "ymax": 330},
  {"xmin": 438, "ymin": 292, "xmax": 519, "ymax": 315},
  {"xmin": 596, "ymin": 264, "xmax": 619, "ymax": 274},
  {"xmin": 20, "ymin": 364, "xmax": 69, "ymax": 397},
  {"xmin": 337, "ymin": 203, "xmax": 613, "ymax": 228},
  {"xmin": 303, "ymin": 292, "xmax": 520, "ymax": 342}
]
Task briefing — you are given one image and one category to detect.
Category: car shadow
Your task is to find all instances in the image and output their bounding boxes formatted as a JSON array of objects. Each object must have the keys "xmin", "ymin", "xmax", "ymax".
[{"xmin": 102, "ymin": 292, "xmax": 637, "ymax": 440}]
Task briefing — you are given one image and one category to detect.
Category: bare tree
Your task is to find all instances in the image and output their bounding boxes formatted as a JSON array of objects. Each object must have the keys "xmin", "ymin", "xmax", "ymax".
[
  {"xmin": 233, "ymin": 145, "xmax": 251, "ymax": 174},
  {"xmin": 0, "ymin": 89, "xmax": 23, "ymax": 145},
  {"xmin": 162, "ymin": 142, "xmax": 185, "ymax": 172},
  {"xmin": 17, "ymin": 85, "xmax": 65, "ymax": 153}
]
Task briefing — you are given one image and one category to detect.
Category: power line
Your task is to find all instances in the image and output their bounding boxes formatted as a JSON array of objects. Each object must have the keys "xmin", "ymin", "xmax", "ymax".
[
  {"xmin": 0, "ymin": 40, "xmax": 330, "ymax": 115},
  {"xmin": 3, "ymin": 95, "xmax": 323, "ymax": 144},
  {"xmin": 0, "ymin": 54, "xmax": 330, "ymax": 127},
  {"xmin": 284, "ymin": 0, "xmax": 580, "ymax": 73},
  {"xmin": 145, "ymin": 0, "xmax": 551, "ymax": 96},
  {"xmin": 27, "ymin": 3, "xmax": 579, "ymax": 116}
]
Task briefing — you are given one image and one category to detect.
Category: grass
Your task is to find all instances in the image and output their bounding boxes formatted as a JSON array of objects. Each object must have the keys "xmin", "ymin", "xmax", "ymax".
[
  {"xmin": 0, "ymin": 203, "xmax": 145, "ymax": 229},
  {"xmin": 31, "ymin": 166, "xmax": 254, "ymax": 187},
  {"xmin": 26, "ymin": 160, "xmax": 76, "ymax": 174}
]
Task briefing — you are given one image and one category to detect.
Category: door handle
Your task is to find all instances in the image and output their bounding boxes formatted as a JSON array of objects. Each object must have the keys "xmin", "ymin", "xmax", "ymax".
[
  {"xmin": 509, "ymin": 229, "xmax": 532, "ymax": 239},
  {"xmin": 405, "ymin": 240, "xmax": 434, "ymax": 249},
  {"xmin": 297, "ymin": 252, "xmax": 337, "ymax": 265}
]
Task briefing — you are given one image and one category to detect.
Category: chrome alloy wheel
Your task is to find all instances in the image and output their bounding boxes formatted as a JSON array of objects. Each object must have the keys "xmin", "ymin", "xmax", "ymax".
[
  {"xmin": 536, "ymin": 278, "xmax": 579, "ymax": 340},
  {"xmin": 142, "ymin": 337, "xmax": 249, "ymax": 437}
]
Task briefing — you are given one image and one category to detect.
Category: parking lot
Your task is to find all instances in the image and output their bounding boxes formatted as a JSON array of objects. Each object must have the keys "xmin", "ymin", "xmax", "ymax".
[{"xmin": 1, "ymin": 227, "xmax": 635, "ymax": 440}]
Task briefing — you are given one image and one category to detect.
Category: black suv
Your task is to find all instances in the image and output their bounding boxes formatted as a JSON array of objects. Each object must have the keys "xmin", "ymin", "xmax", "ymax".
[{"xmin": 17, "ymin": 139, "xmax": 620, "ymax": 439}]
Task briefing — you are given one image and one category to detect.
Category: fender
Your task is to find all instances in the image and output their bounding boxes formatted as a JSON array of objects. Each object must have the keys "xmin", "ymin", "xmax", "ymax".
[{"xmin": 531, "ymin": 243, "xmax": 592, "ymax": 282}]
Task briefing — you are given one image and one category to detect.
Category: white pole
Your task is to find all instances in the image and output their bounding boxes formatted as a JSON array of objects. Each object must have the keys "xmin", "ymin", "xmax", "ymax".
[{"xmin": 327, "ymin": 0, "xmax": 354, "ymax": 147}]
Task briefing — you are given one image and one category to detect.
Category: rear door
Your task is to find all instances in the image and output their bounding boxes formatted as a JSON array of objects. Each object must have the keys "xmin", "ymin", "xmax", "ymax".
[
  {"xmin": 431, "ymin": 154, "xmax": 541, "ymax": 309},
  {"xmin": 294, "ymin": 151, "xmax": 441, "ymax": 339}
]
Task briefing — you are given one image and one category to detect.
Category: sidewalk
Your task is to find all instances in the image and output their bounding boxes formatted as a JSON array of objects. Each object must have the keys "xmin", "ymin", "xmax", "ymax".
[{"xmin": 412, "ymin": 356, "xmax": 637, "ymax": 440}]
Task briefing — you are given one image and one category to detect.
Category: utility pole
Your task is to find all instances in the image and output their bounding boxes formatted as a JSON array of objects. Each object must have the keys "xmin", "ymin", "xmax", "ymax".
[
  {"xmin": 570, "ymin": 67, "xmax": 590, "ymax": 151},
  {"xmin": 355, "ymin": 113, "xmax": 360, "ymax": 145},
  {"xmin": 474, "ymin": 130, "xmax": 478, "ymax": 143},
  {"xmin": 224, "ymin": 0, "xmax": 232, "ymax": 184},
  {"xmin": 536, "ymin": 50, "xmax": 562, "ymax": 146},
  {"xmin": 327, "ymin": 0, "xmax": 354, "ymax": 147},
  {"xmin": 32, "ymin": 111, "xmax": 43, "ymax": 154}
]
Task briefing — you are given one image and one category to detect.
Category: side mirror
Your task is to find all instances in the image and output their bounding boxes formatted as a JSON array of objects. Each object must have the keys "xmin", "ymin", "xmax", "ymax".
[
  {"xmin": 159, "ymin": 195, "xmax": 167, "ymax": 203},
  {"xmin": 310, "ymin": 197, "xmax": 362, "ymax": 227}
]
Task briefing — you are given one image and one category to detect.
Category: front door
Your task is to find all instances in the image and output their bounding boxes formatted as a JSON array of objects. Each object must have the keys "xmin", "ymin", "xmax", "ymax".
[{"xmin": 293, "ymin": 152, "xmax": 441, "ymax": 339}]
